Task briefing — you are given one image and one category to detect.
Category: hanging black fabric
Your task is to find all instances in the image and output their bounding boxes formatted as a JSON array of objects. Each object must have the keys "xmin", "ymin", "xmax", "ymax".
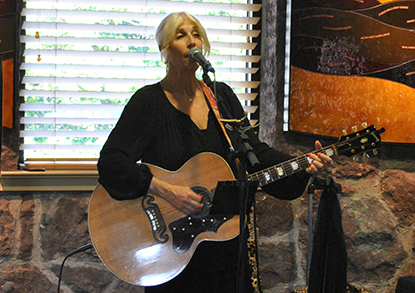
[{"xmin": 308, "ymin": 177, "xmax": 348, "ymax": 293}]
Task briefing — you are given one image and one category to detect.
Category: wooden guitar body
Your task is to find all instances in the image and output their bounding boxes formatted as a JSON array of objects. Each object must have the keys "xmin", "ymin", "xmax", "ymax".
[{"xmin": 88, "ymin": 152, "xmax": 238, "ymax": 286}]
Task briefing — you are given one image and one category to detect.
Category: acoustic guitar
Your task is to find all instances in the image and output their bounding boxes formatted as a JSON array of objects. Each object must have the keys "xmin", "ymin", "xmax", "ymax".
[{"xmin": 88, "ymin": 124, "xmax": 385, "ymax": 286}]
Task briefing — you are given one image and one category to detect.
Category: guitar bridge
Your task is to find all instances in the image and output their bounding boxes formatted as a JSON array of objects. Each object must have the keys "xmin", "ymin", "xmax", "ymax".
[{"xmin": 142, "ymin": 194, "xmax": 169, "ymax": 244}]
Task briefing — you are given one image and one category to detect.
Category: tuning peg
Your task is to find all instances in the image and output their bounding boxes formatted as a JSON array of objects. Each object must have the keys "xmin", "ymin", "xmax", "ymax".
[
  {"xmin": 372, "ymin": 149, "xmax": 378, "ymax": 156},
  {"xmin": 342, "ymin": 130, "xmax": 347, "ymax": 136},
  {"xmin": 352, "ymin": 126, "xmax": 358, "ymax": 132},
  {"xmin": 361, "ymin": 122, "xmax": 368, "ymax": 128}
]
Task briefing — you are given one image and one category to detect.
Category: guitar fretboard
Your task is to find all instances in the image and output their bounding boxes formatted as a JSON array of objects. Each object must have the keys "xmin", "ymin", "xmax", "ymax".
[{"xmin": 248, "ymin": 145, "xmax": 337, "ymax": 187}]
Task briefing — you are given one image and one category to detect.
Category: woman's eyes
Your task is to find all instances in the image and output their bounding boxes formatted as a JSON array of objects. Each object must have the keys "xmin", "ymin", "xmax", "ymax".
[{"xmin": 176, "ymin": 32, "xmax": 200, "ymax": 39}]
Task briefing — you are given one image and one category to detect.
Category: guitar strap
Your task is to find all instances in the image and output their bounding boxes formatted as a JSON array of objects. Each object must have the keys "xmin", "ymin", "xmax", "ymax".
[
  {"xmin": 200, "ymin": 80, "xmax": 263, "ymax": 293},
  {"xmin": 200, "ymin": 80, "xmax": 234, "ymax": 150}
]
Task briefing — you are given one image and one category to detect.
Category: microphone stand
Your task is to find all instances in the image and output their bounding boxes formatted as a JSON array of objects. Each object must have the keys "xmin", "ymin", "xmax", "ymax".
[
  {"xmin": 203, "ymin": 70, "xmax": 260, "ymax": 293},
  {"xmin": 226, "ymin": 120, "xmax": 260, "ymax": 293}
]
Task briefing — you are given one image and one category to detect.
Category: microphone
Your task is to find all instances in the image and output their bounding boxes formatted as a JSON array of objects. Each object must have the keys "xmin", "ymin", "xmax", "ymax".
[{"xmin": 188, "ymin": 47, "xmax": 215, "ymax": 73}]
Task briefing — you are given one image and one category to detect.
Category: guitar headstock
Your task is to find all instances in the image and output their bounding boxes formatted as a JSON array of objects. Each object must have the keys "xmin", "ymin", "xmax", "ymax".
[{"xmin": 336, "ymin": 123, "xmax": 385, "ymax": 158}]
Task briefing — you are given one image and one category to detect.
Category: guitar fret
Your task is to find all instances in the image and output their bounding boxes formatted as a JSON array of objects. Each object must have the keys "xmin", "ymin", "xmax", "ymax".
[
  {"xmin": 299, "ymin": 156, "xmax": 310, "ymax": 169},
  {"xmin": 284, "ymin": 162, "xmax": 294, "ymax": 175},
  {"xmin": 325, "ymin": 147, "xmax": 335, "ymax": 157},
  {"xmin": 276, "ymin": 165, "xmax": 284, "ymax": 177},
  {"xmin": 249, "ymin": 172, "xmax": 260, "ymax": 182},
  {"xmin": 263, "ymin": 170, "xmax": 273, "ymax": 183},
  {"xmin": 258, "ymin": 169, "xmax": 274, "ymax": 186},
  {"xmin": 291, "ymin": 160, "xmax": 300, "ymax": 171}
]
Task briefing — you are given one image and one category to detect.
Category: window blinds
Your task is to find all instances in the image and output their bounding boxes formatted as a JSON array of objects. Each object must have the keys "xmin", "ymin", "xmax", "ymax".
[{"xmin": 20, "ymin": 0, "xmax": 261, "ymax": 168}]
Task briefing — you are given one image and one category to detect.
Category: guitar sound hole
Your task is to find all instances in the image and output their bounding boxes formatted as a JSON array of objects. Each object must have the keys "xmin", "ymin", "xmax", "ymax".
[{"xmin": 191, "ymin": 186, "xmax": 212, "ymax": 218}]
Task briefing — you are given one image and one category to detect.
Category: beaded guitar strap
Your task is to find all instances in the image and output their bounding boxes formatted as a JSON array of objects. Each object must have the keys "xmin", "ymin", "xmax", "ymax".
[{"xmin": 200, "ymin": 80, "xmax": 262, "ymax": 293}]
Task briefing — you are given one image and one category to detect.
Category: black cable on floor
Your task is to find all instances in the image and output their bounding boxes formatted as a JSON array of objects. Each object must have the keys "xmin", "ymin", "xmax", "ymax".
[{"xmin": 57, "ymin": 243, "xmax": 93, "ymax": 293}]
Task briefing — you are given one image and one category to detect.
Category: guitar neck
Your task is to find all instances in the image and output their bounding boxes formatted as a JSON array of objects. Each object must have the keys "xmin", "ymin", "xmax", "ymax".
[
  {"xmin": 247, "ymin": 124, "xmax": 386, "ymax": 187},
  {"xmin": 248, "ymin": 145, "xmax": 337, "ymax": 187}
]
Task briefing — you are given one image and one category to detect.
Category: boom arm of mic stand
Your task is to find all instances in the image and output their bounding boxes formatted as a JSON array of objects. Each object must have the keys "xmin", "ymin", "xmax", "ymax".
[{"xmin": 221, "ymin": 117, "xmax": 261, "ymax": 169}]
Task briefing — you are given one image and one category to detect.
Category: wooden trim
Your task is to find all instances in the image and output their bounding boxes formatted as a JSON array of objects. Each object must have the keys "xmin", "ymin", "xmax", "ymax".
[
  {"xmin": 0, "ymin": 170, "xmax": 99, "ymax": 191},
  {"xmin": 20, "ymin": 159, "xmax": 98, "ymax": 171}
]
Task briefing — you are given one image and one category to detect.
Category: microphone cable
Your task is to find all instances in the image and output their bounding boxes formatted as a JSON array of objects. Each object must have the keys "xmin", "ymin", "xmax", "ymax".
[{"xmin": 57, "ymin": 243, "xmax": 93, "ymax": 293}]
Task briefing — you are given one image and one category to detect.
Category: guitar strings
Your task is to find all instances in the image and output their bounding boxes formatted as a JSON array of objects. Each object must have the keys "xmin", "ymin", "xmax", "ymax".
[{"xmin": 247, "ymin": 140, "xmax": 351, "ymax": 184}]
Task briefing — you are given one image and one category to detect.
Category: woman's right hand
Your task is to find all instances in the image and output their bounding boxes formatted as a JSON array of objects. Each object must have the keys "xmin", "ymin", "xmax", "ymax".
[{"xmin": 148, "ymin": 177, "xmax": 203, "ymax": 215}]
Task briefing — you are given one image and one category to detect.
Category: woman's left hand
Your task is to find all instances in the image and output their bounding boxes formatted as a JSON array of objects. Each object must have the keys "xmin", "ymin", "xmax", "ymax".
[{"xmin": 305, "ymin": 140, "xmax": 333, "ymax": 176}]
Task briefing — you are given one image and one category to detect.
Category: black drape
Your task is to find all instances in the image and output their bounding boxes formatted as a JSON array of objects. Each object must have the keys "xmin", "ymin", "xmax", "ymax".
[{"xmin": 308, "ymin": 177, "xmax": 348, "ymax": 293}]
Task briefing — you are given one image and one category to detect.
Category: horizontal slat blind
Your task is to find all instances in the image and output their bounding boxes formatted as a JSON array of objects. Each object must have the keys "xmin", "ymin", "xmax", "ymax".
[{"xmin": 20, "ymin": 0, "xmax": 261, "ymax": 167}]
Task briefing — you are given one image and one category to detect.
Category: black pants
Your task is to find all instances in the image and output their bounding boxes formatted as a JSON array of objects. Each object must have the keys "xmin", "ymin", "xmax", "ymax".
[{"xmin": 145, "ymin": 239, "xmax": 253, "ymax": 293}]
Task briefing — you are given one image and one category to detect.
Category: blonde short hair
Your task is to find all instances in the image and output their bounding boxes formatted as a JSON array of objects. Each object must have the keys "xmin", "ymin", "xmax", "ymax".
[{"xmin": 155, "ymin": 12, "xmax": 211, "ymax": 62}]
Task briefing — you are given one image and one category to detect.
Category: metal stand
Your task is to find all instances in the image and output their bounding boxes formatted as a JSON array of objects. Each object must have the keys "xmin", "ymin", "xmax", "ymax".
[{"xmin": 306, "ymin": 176, "xmax": 342, "ymax": 285}]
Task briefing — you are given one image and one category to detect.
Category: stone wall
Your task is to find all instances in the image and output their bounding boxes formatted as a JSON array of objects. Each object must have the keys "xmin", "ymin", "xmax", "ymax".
[
  {"xmin": 0, "ymin": 161, "xmax": 414, "ymax": 292},
  {"xmin": 0, "ymin": 191, "xmax": 144, "ymax": 293}
]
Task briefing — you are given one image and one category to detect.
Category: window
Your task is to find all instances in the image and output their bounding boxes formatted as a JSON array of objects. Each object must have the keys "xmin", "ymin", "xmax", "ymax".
[{"xmin": 20, "ymin": 0, "xmax": 262, "ymax": 169}]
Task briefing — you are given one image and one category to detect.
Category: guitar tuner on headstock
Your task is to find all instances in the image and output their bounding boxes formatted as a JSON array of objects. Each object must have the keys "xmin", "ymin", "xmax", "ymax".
[{"xmin": 336, "ymin": 124, "xmax": 385, "ymax": 158}]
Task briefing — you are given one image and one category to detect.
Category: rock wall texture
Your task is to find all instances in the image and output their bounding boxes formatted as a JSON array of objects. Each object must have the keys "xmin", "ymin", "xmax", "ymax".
[
  {"xmin": 0, "ymin": 162, "xmax": 414, "ymax": 292},
  {"xmin": 0, "ymin": 191, "xmax": 144, "ymax": 293}
]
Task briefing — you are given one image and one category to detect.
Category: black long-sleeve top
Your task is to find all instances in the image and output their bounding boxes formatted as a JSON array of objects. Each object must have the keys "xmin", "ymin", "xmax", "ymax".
[{"xmin": 98, "ymin": 81, "xmax": 310, "ymax": 201}]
